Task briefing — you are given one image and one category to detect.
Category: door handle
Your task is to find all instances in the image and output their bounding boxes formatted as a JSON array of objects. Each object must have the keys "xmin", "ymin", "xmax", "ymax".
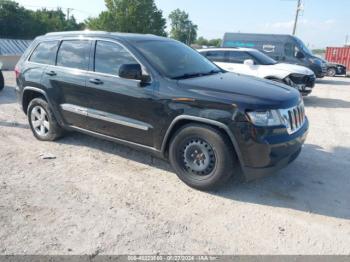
[
  {"xmin": 89, "ymin": 78, "xmax": 103, "ymax": 85},
  {"xmin": 46, "ymin": 71, "xmax": 56, "ymax": 76}
]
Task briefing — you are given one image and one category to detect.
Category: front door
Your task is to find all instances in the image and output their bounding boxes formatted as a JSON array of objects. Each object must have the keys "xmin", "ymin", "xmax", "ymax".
[
  {"xmin": 84, "ymin": 40, "xmax": 157, "ymax": 147},
  {"xmin": 227, "ymin": 51, "xmax": 259, "ymax": 77}
]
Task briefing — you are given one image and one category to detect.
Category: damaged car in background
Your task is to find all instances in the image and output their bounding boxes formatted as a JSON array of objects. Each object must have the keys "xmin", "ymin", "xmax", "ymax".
[{"xmin": 199, "ymin": 48, "xmax": 316, "ymax": 96}]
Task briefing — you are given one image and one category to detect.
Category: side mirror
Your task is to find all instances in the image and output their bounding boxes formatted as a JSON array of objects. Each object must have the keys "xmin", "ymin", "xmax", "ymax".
[
  {"xmin": 243, "ymin": 59, "xmax": 255, "ymax": 66},
  {"xmin": 296, "ymin": 51, "xmax": 305, "ymax": 59},
  {"xmin": 119, "ymin": 64, "xmax": 142, "ymax": 81}
]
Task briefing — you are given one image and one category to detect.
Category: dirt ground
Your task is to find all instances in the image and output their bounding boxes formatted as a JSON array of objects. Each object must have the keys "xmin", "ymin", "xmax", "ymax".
[{"xmin": 0, "ymin": 71, "xmax": 349, "ymax": 255}]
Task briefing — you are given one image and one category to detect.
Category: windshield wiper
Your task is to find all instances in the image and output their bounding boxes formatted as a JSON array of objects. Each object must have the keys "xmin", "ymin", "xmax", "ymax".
[
  {"xmin": 171, "ymin": 72, "xmax": 205, "ymax": 80},
  {"xmin": 171, "ymin": 70, "xmax": 221, "ymax": 80},
  {"xmin": 201, "ymin": 69, "xmax": 221, "ymax": 76}
]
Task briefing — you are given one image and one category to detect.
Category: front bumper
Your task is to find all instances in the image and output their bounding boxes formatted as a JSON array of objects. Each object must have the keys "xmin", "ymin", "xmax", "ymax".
[
  {"xmin": 336, "ymin": 66, "xmax": 347, "ymax": 75},
  {"xmin": 286, "ymin": 74, "xmax": 316, "ymax": 96},
  {"xmin": 231, "ymin": 118, "xmax": 309, "ymax": 181}
]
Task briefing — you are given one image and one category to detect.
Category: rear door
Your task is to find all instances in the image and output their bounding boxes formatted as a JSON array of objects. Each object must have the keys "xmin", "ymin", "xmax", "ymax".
[
  {"xmin": 22, "ymin": 40, "xmax": 59, "ymax": 92},
  {"xmin": 42, "ymin": 39, "xmax": 92, "ymax": 129}
]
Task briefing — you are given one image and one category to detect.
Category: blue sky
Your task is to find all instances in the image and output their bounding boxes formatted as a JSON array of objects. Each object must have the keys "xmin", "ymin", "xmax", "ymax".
[{"xmin": 16, "ymin": 0, "xmax": 350, "ymax": 49}]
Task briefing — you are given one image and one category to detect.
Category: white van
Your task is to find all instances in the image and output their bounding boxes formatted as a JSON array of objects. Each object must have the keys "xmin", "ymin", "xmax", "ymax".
[{"xmin": 199, "ymin": 48, "xmax": 316, "ymax": 96}]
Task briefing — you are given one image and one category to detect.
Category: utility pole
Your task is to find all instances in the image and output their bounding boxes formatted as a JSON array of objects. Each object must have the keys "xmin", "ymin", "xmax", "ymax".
[
  {"xmin": 346, "ymin": 34, "xmax": 349, "ymax": 46},
  {"xmin": 292, "ymin": 0, "xmax": 302, "ymax": 35},
  {"xmin": 66, "ymin": 8, "xmax": 73, "ymax": 20}
]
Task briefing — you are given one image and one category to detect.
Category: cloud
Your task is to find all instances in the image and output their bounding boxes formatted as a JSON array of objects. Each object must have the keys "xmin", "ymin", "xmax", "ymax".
[
  {"xmin": 262, "ymin": 18, "xmax": 336, "ymax": 31},
  {"xmin": 256, "ymin": 18, "xmax": 339, "ymax": 48}
]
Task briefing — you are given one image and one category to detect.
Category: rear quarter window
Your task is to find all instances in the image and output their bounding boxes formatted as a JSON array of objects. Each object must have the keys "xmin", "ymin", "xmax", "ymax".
[
  {"xmin": 56, "ymin": 40, "xmax": 90, "ymax": 70},
  {"xmin": 29, "ymin": 41, "xmax": 59, "ymax": 65}
]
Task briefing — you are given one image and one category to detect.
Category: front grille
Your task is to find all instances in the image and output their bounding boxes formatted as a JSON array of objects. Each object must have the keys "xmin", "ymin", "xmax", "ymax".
[{"xmin": 279, "ymin": 102, "xmax": 306, "ymax": 134}]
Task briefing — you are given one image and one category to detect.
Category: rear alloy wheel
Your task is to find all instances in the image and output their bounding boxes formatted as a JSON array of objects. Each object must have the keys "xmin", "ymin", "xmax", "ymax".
[
  {"xmin": 27, "ymin": 98, "xmax": 64, "ymax": 141},
  {"xmin": 31, "ymin": 105, "xmax": 50, "ymax": 137},
  {"xmin": 327, "ymin": 68, "xmax": 336, "ymax": 77},
  {"xmin": 169, "ymin": 124, "xmax": 237, "ymax": 190}
]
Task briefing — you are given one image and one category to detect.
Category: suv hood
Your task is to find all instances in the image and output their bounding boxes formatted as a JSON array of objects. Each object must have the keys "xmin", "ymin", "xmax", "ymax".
[
  {"xmin": 178, "ymin": 72, "xmax": 300, "ymax": 110},
  {"xmin": 272, "ymin": 63, "xmax": 314, "ymax": 76}
]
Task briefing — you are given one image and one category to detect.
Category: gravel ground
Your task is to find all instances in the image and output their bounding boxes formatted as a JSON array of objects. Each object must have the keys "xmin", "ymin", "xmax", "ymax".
[{"xmin": 0, "ymin": 71, "xmax": 349, "ymax": 255}]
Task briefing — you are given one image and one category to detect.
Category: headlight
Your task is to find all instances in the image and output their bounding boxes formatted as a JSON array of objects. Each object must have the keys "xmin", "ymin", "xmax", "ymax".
[{"xmin": 247, "ymin": 110, "xmax": 283, "ymax": 127}]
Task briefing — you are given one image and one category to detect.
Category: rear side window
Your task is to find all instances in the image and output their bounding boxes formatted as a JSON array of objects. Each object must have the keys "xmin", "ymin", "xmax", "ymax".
[
  {"xmin": 94, "ymin": 41, "xmax": 138, "ymax": 76},
  {"xmin": 29, "ymin": 41, "xmax": 59, "ymax": 65},
  {"xmin": 228, "ymin": 51, "xmax": 252, "ymax": 64},
  {"xmin": 57, "ymin": 40, "xmax": 90, "ymax": 70},
  {"xmin": 206, "ymin": 51, "xmax": 227, "ymax": 63}
]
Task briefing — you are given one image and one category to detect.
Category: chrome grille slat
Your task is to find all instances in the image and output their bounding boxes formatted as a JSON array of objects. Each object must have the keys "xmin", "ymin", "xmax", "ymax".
[{"xmin": 279, "ymin": 102, "xmax": 306, "ymax": 134}]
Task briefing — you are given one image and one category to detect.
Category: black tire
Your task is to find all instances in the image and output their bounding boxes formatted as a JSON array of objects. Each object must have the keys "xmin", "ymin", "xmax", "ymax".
[
  {"xmin": 0, "ymin": 71, "xmax": 4, "ymax": 91},
  {"xmin": 169, "ymin": 124, "xmax": 237, "ymax": 190},
  {"xmin": 327, "ymin": 68, "xmax": 336, "ymax": 77},
  {"xmin": 27, "ymin": 97, "xmax": 64, "ymax": 141}
]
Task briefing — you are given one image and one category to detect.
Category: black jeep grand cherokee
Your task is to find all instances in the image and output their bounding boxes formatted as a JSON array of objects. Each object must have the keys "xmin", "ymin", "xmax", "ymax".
[{"xmin": 15, "ymin": 31, "xmax": 308, "ymax": 190}]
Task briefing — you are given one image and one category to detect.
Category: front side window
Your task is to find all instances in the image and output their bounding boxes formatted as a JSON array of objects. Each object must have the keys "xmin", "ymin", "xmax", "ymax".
[
  {"xmin": 135, "ymin": 40, "xmax": 221, "ymax": 79},
  {"xmin": 228, "ymin": 51, "xmax": 252, "ymax": 64},
  {"xmin": 205, "ymin": 51, "xmax": 227, "ymax": 63},
  {"xmin": 29, "ymin": 41, "xmax": 59, "ymax": 65},
  {"xmin": 248, "ymin": 50, "xmax": 277, "ymax": 65},
  {"xmin": 94, "ymin": 41, "xmax": 138, "ymax": 75},
  {"xmin": 56, "ymin": 40, "xmax": 90, "ymax": 70}
]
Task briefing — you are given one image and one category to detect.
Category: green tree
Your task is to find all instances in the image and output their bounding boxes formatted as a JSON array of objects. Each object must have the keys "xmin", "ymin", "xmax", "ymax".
[
  {"xmin": 0, "ymin": 0, "xmax": 34, "ymax": 39},
  {"xmin": 195, "ymin": 36, "xmax": 209, "ymax": 46},
  {"xmin": 208, "ymin": 38, "xmax": 222, "ymax": 47},
  {"xmin": 195, "ymin": 37, "xmax": 222, "ymax": 47},
  {"xmin": 168, "ymin": 9, "xmax": 198, "ymax": 45},
  {"xmin": 0, "ymin": 1, "xmax": 83, "ymax": 39},
  {"xmin": 86, "ymin": 0, "xmax": 167, "ymax": 36}
]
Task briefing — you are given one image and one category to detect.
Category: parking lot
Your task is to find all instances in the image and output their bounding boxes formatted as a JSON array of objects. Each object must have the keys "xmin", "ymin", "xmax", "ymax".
[{"xmin": 0, "ymin": 71, "xmax": 349, "ymax": 254}]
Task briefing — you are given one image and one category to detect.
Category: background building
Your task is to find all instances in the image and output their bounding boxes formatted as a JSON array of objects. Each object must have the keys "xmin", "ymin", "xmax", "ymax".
[{"xmin": 0, "ymin": 39, "xmax": 32, "ymax": 70}]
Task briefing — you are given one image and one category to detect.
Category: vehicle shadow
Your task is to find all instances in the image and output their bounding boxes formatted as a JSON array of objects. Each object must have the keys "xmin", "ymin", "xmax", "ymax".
[
  {"xmin": 0, "ymin": 85, "xmax": 17, "ymax": 105},
  {"xmin": 59, "ymin": 132, "xmax": 173, "ymax": 173},
  {"xmin": 316, "ymin": 79, "xmax": 350, "ymax": 85},
  {"xmin": 0, "ymin": 120, "xmax": 29, "ymax": 129},
  {"xmin": 304, "ymin": 96, "xmax": 350, "ymax": 108},
  {"xmin": 60, "ymin": 132, "xmax": 350, "ymax": 220},
  {"xmin": 215, "ymin": 144, "xmax": 350, "ymax": 220}
]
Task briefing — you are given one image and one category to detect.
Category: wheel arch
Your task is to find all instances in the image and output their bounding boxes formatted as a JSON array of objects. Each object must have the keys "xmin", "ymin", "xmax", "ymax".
[
  {"xmin": 161, "ymin": 115, "xmax": 244, "ymax": 167},
  {"xmin": 22, "ymin": 87, "xmax": 48, "ymax": 114}
]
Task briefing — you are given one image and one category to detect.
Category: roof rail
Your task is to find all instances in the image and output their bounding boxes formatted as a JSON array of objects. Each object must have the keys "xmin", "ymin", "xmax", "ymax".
[{"xmin": 45, "ymin": 30, "xmax": 109, "ymax": 36}]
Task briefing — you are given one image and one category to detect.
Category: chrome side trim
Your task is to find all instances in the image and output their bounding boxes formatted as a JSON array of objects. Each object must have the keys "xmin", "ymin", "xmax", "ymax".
[
  {"xmin": 61, "ymin": 104, "xmax": 87, "ymax": 116},
  {"xmin": 60, "ymin": 104, "xmax": 152, "ymax": 131}
]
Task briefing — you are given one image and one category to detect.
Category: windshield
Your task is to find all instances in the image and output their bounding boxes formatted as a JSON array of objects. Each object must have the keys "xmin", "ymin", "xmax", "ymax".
[
  {"xmin": 248, "ymin": 50, "xmax": 277, "ymax": 65},
  {"xmin": 295, "ymin": 37, "xmax": 313, "ymax": 56},
  {"xmin": 135, "ymin": 40, "xmax": 221, "ymax": 79}
]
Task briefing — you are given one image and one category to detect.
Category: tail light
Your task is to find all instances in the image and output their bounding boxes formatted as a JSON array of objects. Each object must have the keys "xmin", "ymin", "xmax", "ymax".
[{"xmin": 15, "ymin": 66, "xmax": 20, "ymax": 78}]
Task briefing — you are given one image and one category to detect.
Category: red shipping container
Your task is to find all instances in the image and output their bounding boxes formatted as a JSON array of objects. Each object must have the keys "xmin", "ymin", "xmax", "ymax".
[{"xmin": 325, "ymin": 47, "xmax": 350, "ymax": 73}]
